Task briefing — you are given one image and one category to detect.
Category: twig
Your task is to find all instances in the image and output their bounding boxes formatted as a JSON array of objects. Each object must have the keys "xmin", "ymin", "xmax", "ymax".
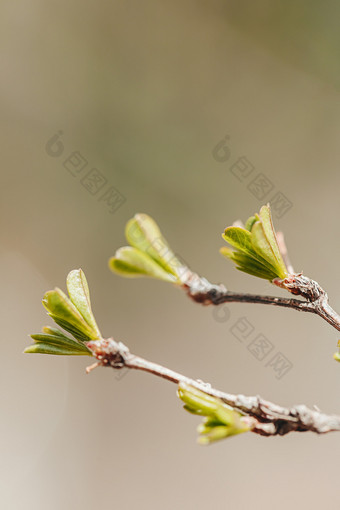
[
  {"xmin": 180, "ymin": 271, "xmax": 340, "ymax": 333},
  {"xmin": 87, "ymin": 338, "xmax": 340, "ymax": 437}
]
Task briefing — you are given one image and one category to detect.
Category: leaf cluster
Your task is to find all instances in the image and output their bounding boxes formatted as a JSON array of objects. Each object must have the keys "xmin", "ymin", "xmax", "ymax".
[
  {"xmin": 220, "ymin": 204, "xmax": 287, "ymax": 281},
  {"xmin": 109, "ymin": 213, "xmax": 187, "ymax": 283},
  {"xmin": 25, "ymin": 269, "xmax": 100, "ymax": 356},
  {"xmin": 178, "ymin": 383, "xmax": 249, "ymax": 444}
]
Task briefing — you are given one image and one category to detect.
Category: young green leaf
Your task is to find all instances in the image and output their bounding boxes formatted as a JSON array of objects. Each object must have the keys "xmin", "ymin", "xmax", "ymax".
[
  {"xmin": 125, "ymin": 214, "xmax": 182, "ymax": 277},
  {"xmin": 244, "ymin": 215, "xmax": 257, "ymax": 232},
  {"xmin": 42, "ymin": 326, "xmax": 73, "ymax": 339},
  {"xmin": 110, "ymin": 214, "xmax": 188, "ymax": 284},
  {"xmin": 177, "ymin": 383, "xmax": 221, "ymax": 415},
  {"xmin": 232, "ymin": 251, "xmax": 277, "ymax": 278},
  {"xmin": 42, "ymin": 288, "xmax": 98, "ymax": 341},
  {"xmin": 259, "ymin": 205, "xmax": 286, "ymax": 269},
  {"xmin": 66, "ymin": 269, "xmax": 101, "ymax": 339},
  {"xmin": 220, "ymin": 247, "xmax": 278, "ymax": 280},
  {"xmin": 222, "ymin": 227, "xmax": 254, "ymax": 257},
  {"xmin": 250, "ymin": 207, "xmax": 286, "ymax": 279},
  {"xmin": 26, "ymin": 269, "xmax": 101, "ymax": 357},
  {"xmin": 221, "ymin": 204, "xmax": 288, "ymax": 282},
  {"xmin": 48, "ymin": 314, "xmax": 93, "ymax": 343},
  {"xmin": 109, "ymin": 246, "xmax": 178, "ymax": 283},
  {"xmin": 25, "ymin": 329, "xmax": 92, "ymax": 356},
  {"xmin": 178, "ymin": 383, "xmax": 250, "ymax": 444},
  {"xmin": 251, "ymin": 222, "xmax": 284, "ymax": 277},
  {"xmin": 24, "ymin": 342, "xmax": 92, "ymax": 356}
]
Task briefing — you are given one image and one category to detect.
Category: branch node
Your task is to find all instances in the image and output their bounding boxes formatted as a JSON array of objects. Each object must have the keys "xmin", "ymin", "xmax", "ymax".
[{"xmin": 87, "ymin": 338, "xmax": 130, "ymax": 369}]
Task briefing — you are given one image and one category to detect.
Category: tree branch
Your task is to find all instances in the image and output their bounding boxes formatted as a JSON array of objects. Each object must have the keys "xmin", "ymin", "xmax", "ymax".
[
  {"xmin": 87, "ymin": 338, "xmax": 340, "ymax": 438},
  {"xmin": 181, "ymin": 271, "xmax": 340, "ymax": 332}
]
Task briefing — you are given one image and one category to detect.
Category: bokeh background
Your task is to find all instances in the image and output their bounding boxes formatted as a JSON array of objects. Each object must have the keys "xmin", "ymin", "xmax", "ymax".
[{"xmin": 1, "ymin": 1, "xmax": 340, "ymax": 509}]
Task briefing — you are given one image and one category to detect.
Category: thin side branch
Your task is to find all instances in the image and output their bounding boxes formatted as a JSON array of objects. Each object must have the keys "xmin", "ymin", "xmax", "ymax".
[
  {"xmin": 181, "ymin": 271, "xmax": 340, "ymax": 333},
  {"xmin": 87, "ymin": 338, "xmax": 340, "ymax": 437}
]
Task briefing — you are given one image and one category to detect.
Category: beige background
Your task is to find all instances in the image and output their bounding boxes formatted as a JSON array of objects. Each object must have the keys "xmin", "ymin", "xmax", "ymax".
[{"xmin": 1, "ymin": 1, "xmax": 340, "ymax": 509}]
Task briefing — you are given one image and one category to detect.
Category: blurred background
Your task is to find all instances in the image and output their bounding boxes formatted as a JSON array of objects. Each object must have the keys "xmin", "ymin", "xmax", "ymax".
[{"xmin": 1, "ymin": 1, "xmax": 340, "ymax": 508}]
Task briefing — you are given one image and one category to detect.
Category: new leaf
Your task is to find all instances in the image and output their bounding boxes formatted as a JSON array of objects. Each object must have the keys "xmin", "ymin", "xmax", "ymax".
[
  {"xmin": 221, "ymin": 204, "xmax": 288, "ymax": 281},
  {"xmin": 109, "ymin": 213, "xmax": 187, "ymax": 283},
  {"xmin": 25, "ymin": 269, "xmax": 100, "ymax": 356}
]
